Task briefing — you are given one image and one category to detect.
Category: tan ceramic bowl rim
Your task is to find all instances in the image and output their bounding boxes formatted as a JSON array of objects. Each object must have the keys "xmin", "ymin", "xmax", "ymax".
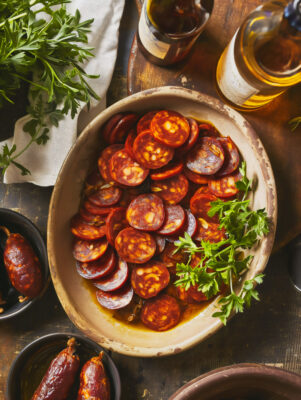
[{"xmin": 48, "ymin": 86, "xmax": 277, "ymax": 357}]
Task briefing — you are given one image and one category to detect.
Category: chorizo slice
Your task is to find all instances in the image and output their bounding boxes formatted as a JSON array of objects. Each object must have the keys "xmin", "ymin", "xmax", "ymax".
[
  {"xmin": 31, "ymin": 338, "xmax": 80, "ymax": 400},
  {"xmin": 88, "ymin": 185, "xmax": 122, "ymax": 207},
  {"xmin": 106, "ymin": 207, "xmax": 128, "ymax": 246},
  {"xmin": 84, "ymin": 200, "xmax": 115, "ymax": 216},
  {"xmin": 124, "ymin": 129, "xmax": 136, "ymax": 159},
  {"xmin": 94, "ymin": 258, "xmax": 129, "ymax": 292},
  {"xmin": 216, "ymin": 137, "xmax": 240, "ymax": 177},
  {"xmin": 160, "ymin": 242, "xmax": 189, "ymax": 275},
  {"xmin": 209, "ymin": 170, "xmax": 241, "ymax": 198},
  {"xmin": 140, "ymin": 294, "xmax": 181, "ymax": 331},
  {"xmin": 183, "ymin": 166, "xmax": 210, "ymax": 185},
  {"xmin": 183, "ymin": 209, "xmax": 197, "ymax": 237},
  {"xmin": 79, "ymin": 208, "xmax": 106, "ymax": 226},
  {"xmin": 154, "ymin": 234, "xmax": 166, "ymax": 254},
  {"xmin": 176, "ymin": 118, "xmax": 200, "ymax": 156},
  {"xmin": 133, "ymin": 130, "xmax": 174, "ymax": 169},
  {"xmin": 158, "ymin": 205, "xmax": 186, "ymax": 236},
  {"xmin": 131, "ymin": 261, "xmax": 170, "ymax": 299},
  {"xmin": 176, "ymin": 284, "xmax": 207, "ymax": 303},
  {"xmin": 115, "ymin": 227, "xmax": 156, "ymax": 264},
  {"xmin": 73, "ymin": 238, "xmax": 108, "ymax": 263},
  {"xmin": 77, "ymin": 352, "xmax": 110, "ymax": 400},
  {"xmin": 110, "ymin": 149, "xmax": 149, "ymax": 187},
  {"xmin": 137, "ymin": 110, "xmax": 159, "ymax": 133},
  {"xmin": 98, "ymin": 144, "xmax": 123, "ymax": 182},
  {"xmin": 102, "ymin": 113, "xmax": 124, "ymax": 143},
  {"xmin": 151, "ymin": 174, "xmax": 189, "ymax": 205},
  {"xmin": 186, "ymin": 137, "xmax": 225, "ymax": 175},
  {"xmin": 84, "ymin": 170, "xmax": 104, "ymax": 196},
  {"xmin": 2, "ymin": 230, "xmax": 42, "ymax": 298},
  {"xmin": 151, "ymin": 110, "xmax": 190, "ymax": 148},
  {"xmin": 190, "ymin": 190, "xmax": 219, "ymax": 223},
  {"xmin": 70, "ymin": 215, "xmax": 107, "ymax": 240},
  {"xmin": 194, "ymin": 218, "xmax": 226, "ymax": 243},
  {"xmin": 126, "ymin": 194, "xmax": 165, "ymax": 231},
  {"xmin": 198, "ymin": 122, "xmax": 220, "ymax": 137},
  {"xmin": 109, "ymin": 113, "xmax": 139, "ymax": 144},
  {"xmin": 96, "ymin": 284, "xmax": 134, "ymax": 310},
  {"xmin": 76, "ymin": 247, "xmax": 116, "ymax": 280},
  {"xmin": 150, "ymin": 161, "xmax": 183, "ymax": 181}
]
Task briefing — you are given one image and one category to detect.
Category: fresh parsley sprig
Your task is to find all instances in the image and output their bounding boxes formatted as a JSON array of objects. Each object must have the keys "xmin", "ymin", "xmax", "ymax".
[
  {"xmin": 174, "ymin": 161, "xmax": 269, "ymax": 324},
  {"xmin": 0, "ymin": 0, "xmax": 100, "ymax": 175}
]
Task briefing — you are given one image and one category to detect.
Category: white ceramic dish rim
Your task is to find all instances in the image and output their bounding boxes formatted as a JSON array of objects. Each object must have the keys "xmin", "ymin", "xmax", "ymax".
[{"xmin": 48, "ymin": 86, "xmax": 277, "ymax": 357}]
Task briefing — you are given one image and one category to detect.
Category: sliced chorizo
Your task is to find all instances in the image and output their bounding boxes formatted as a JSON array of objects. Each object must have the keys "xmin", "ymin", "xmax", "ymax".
[
  {"xmin": 84, "ymin": 170, "xmax": 104, "ymax": 196},
  {"xmin": 102, "ymin": 113, "xmax": 124, "ymax": 143},
  {"xmin": 150, "ymin": 161, "xmax": 183, "ymax": 181},
  {"xmin": 158, "ymin": 205, "xmax": 186, "ymax": 236},
  {"xmin": 151, "ymin": 174, "xmax": 189, "ymax": 205},
  {"xmin": 83, "ymin": 200, "xmax": 115, "ymax": 216},
  {"xmin": 73, "ymin": 238, "xmax": 108, "ymax": 263},
  {"xmin": 183, "ymin": 209, "xmax": 197, "ymax": 237},
  {"xmin": 70, "ymin": 215, "xmax": 106, "ymax": 240},
  {"xmin": 76, "ymin": 247, "xmax": 116, "ymax": 280},
  {"xmin": 160, "ymin": 242, "xmax": 189, "ymax": 275},
  {"xmin": 98, "ymin": 144, "xmax": 123, "ymax": 182},
  {"xmin": 77, "ymin": 352, "xmax": 110, "ymax": 400},
  {"xmin": 209, "ymin": 169, "xmax": 241, "ymax": 198},
  {"xmin": 31, "ymin": 338, "xmax": 80, "ymax": 400},
  {"xmin": 96, "ymin": 284, "xmax": 134, "ymax": 310},
  {"xmin": 110, "ymin": 149, "xmax": 149, "ymax": 187},
  {"xmin": 216, "ymin": 137, "xmax": 240, "ymax": 177},
  {"xmin": 88, "ymin": 185, "xmax": 122, "ymax": 207},
  {"xmin": 126, "ymin": 194, "xmax": 165, "ymax": 231},
  {"xmin": 124, "ymin": 129, "xmax": 136, "ymax": 159},
  {"xmin": 79, "ymin": 208, "xmax": 106, "ymax": 226},
  {"xmin": 131, "ymin": 261, "xmax": 170, "ymax": 299},
  {"xmin": 1, "ymin": 229, "xmax": 42, "ymax": 298},
  {"xmin": 154, "ymin": 234, "xmax": 166, "ymax": 254},
  {"xmin": 109, "ymin": 113, "xmax": 139, "ymax": 144},
  {"xmin": 194, "ymin": 218, "xmax": 226, "ymax": 243},
  {"xmin": 176, "ymin": 118, "xmax": 200, "ymax": 156},
  {"xmin": 186, "ymin": 137, "xmax": 225, "ymax": 175},
  {"xmin": 137, "ymin": 110, "xmax": 159, "ymax": 133},
  {"xmin": 190, "ymin": 190, "xmax": 219, "ymax": 223},
  {"xmin": 94, "ymin": 258, "xmax": 129, "ymax": 292},
  {"xmin": 115, "ymin": 227, "xmax": 156, "ymax": 264},
  {"xmin": 106, "ymin": 207, "xmax": 128, "ymax": 246},
  {"xmin": 198, "ymin": 122, "xmax": 220, "ymax": 137},
  {"xmin": 133, "ymin": 130, "xmax": 174, "ymax": 169},
  {"xmin": 183, "ymin": 166, "xmax": 210, "ymax": 185},
  {"xmin": 176, "ymin": 284, "xmax": 207, "ymax": 303},
  {"xmin": 151, "ymin": 110, "xmax": 190, "ymax": 148},
  {"xmin": 140, "ymin": 294, "xmax": 181, "ymax": 331}
]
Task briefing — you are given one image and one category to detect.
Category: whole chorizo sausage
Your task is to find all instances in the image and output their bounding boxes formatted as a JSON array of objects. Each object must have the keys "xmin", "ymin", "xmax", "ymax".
[
  {"xmin": 31, "ymin": 338, "xmax": 80, "ymax": 400},
  {"xmin": 77, "ymin": 352, "xmax": 111, "ymax": 400},
  {"xmin": 1, "ymin": 227, "xmax": 42, "ymax": 298}
]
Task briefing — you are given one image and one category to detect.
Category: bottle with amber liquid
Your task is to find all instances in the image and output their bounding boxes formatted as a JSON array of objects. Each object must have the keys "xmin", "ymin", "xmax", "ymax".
[
  {"xmin": 137, "ymin": 0, "xmax": 214, "ymax": 66},
  {"xmin": 216, "ymin": 0, "xmax": 301, "ymax": 110}
]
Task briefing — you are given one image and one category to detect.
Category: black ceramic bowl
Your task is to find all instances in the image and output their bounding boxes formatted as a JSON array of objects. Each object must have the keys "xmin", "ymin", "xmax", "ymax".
[
  {"xmin": 0, "ymin": 208, "xmax": 49, "ymax": 320},
  {"xmin": 6, "ymin": 332, "xmax": 121, "ymax": 400}
]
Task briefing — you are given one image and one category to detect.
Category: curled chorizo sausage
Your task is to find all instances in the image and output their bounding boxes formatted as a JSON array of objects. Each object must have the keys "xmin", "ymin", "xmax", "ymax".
[
  {"xmin": 31, "ymin": 338, "xmax": 80, "ymax": 400},
  {"xmin": 77, "ymin": 351, "xmax": 110, "ymax": 400},
  {"xmin": 1, "ymin": 227, "xmax": 43, "ymax": 298}
]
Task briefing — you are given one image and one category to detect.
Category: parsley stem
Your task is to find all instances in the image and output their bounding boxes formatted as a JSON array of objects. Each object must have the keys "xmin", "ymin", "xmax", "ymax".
[
  {"xmin": 11, "ymin": 73, "xmax": 49, "ymax": 93},
  {"xmin": 11, "ymin": 124, "xmax": 42, "ymax": 161}
]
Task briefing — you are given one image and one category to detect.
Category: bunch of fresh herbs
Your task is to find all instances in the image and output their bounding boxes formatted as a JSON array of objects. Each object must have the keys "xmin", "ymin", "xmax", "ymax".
[
  {"xmin": 0, "ymin": 0, "xmax": 99, "ymax": 175},
  {"xmin": 174, "ymin": 162, "xmax": 269, "ymax": 325}
]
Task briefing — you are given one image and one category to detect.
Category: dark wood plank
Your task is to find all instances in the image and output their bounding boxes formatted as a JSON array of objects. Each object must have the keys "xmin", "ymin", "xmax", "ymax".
[{"xmin": 128, "ymin": 0, "xmax": 301, "ymax": 251}]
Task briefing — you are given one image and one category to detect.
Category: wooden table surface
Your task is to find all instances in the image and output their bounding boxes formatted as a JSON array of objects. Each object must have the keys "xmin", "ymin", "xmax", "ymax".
[{"xmin": 0, "ymin": 1, "xmax": 300, "ymax": 399}]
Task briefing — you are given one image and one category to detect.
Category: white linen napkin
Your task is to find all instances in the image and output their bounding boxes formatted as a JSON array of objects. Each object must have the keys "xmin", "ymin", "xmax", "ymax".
[{"xmin": 1, "ymin": 0, "xmax": 125, "ymax": 186}]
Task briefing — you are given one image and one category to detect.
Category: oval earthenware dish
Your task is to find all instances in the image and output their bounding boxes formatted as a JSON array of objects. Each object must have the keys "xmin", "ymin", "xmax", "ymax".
[
  {"xmin": 48, "ymin": 86, "xmax": 277, "ymax": 357},
  {"xmin": 0, "ymin": 208, "xmax": 49, "ymax": 321},
  {"xmin": 6, "ymin": 332, "xmax": 121, "ymax": 400},
  {"xmin": 168, "ymin": 363, "xmax": 301, "ymax": 400}
]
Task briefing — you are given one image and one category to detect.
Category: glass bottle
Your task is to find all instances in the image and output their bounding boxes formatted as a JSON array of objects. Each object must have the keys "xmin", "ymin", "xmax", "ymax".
[
  {"xmin": 216, "ymin": 0, "xmax": 301, "ymax": 111},
  {"xmin": 137, "ymin": 0, "xmax": 214, "ymax": 66}
]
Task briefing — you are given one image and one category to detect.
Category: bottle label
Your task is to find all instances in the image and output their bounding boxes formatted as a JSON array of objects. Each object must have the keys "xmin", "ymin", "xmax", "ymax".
[
  {"xmin": 218, "ymin": 31, "xmax": 259, "ymax": 106},
  {"xmin": 138, "ymin": 2, "xmax": 170, "ymax": 60}
]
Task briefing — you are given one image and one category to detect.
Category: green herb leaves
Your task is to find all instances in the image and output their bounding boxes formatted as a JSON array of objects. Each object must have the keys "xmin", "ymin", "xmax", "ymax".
[
  {"xmin": 174, "ymin": 162, "xmax": 269, "ymax": 324},
  {"xmin": 0, "ymin": 0, "xmax": 99, "ymax": 174}
]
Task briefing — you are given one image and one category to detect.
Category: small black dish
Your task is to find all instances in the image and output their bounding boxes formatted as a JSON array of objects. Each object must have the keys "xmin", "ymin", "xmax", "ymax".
[
  {"xmin": 0, "ymin": 208, "xmax": 49, "ymax": 320},
  {"xmin": 6, "ymin": 332, "xmax": 121, "ymax": 400}
]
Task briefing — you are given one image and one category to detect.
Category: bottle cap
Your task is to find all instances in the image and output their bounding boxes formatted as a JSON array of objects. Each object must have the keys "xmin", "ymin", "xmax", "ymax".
[{"xmin": 284, "ymin": 0, "xmax": 301, "ymax": 31}]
